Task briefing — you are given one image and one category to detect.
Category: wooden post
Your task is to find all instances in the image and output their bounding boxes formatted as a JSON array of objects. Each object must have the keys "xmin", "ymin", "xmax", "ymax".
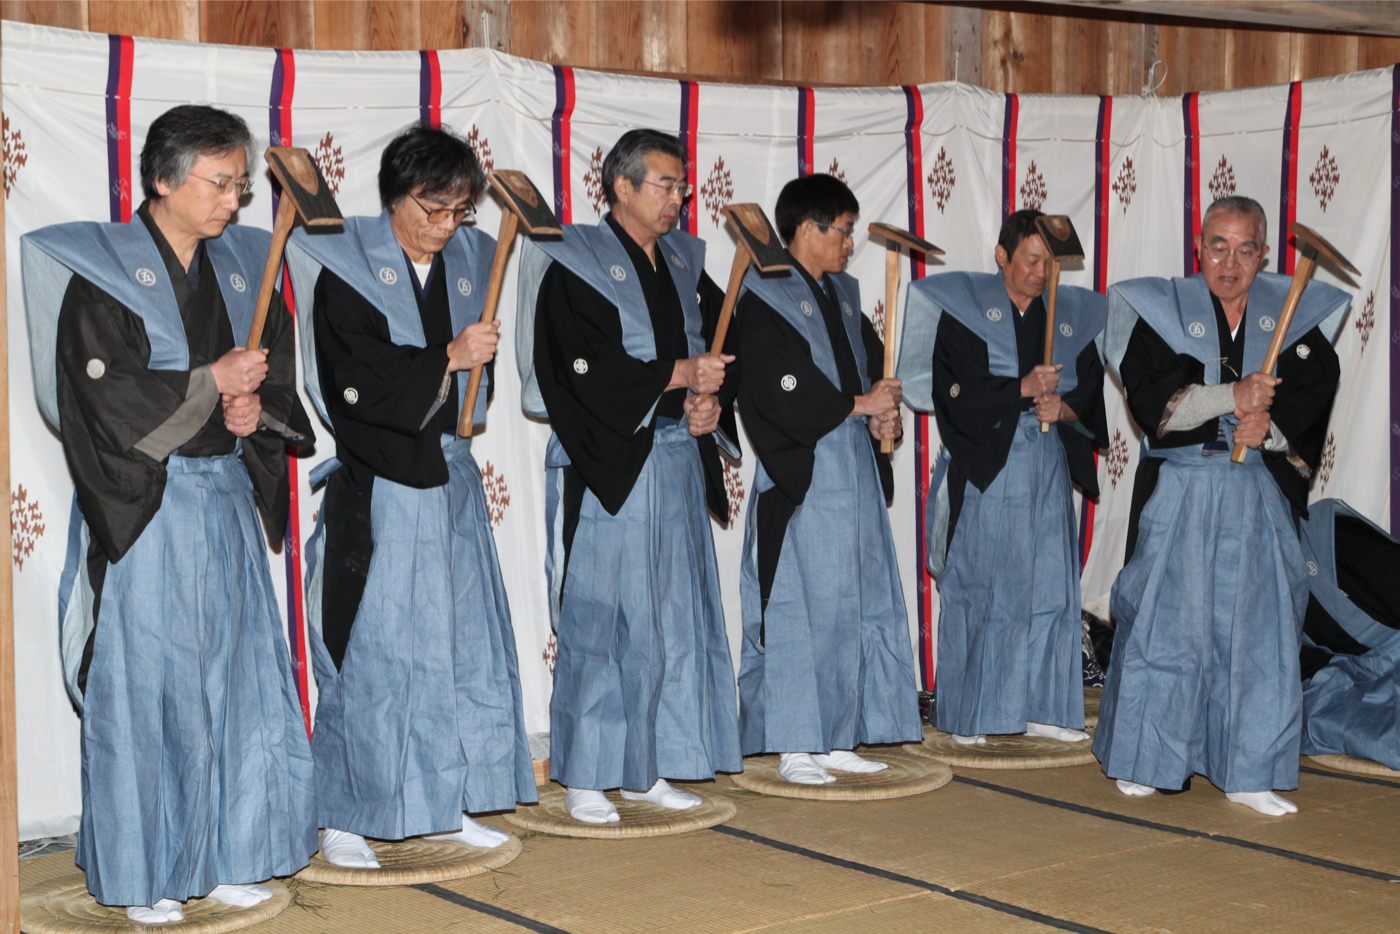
[
  {"xmin": 458, "ymin": 209, "xmax": 520, "ymax": 437},
  {"xmin": 1229, "ymin": 252, "xmax": 1314, "ymax": 463},
  {"xmin": 0, "ymin": 140, "xmax": 19, "ymax": 934},
  {"xmin": 881, "ymin": 246, "xmax": 899, "ymax": 454},
  {"xmin": 243, "ymin": 194, "xmax": 298, "ymax": 351},
  {"xmin": 1040, "ymin": 258, "xmax": 1062, "ymax": 433}
]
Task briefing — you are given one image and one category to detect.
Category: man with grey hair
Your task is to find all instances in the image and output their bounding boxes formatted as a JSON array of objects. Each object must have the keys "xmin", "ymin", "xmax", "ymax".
[
  {"xmin": 518, "ymin": 128, "xmax": 741, "ymax": 824},
  {"xmin": 21, "ymin": 104, "xmax": 316, "ymax": 920},
  {"xmin": 1094, "ymin": 195, "xmax": 1346, "ymax": 816}
]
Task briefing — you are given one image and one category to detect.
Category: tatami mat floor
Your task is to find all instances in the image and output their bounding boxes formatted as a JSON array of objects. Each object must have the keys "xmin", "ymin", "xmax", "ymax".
[{"xmin": 20, "ymin": 759, "xmax": 1400, "ymax": 932}]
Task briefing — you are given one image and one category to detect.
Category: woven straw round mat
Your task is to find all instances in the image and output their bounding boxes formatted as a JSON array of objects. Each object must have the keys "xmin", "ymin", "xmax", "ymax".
[
  {"xmin": 1083, "ymin": 687, "xmax": 1102, "ymax": 728},
  {"xmin": 503, "ymin": 784, "xmax": 736, "ymax": 838},
  {"xmin": 906, "ymin": 726, "xmax": 1097, "ymax": 769},
  {"xmin": 1307, "ymin": 754, "xmax": 1400, "ymax": 779},
  {"xmin": 731, "ymin": 749, "xmax": 953, "ymax": 800},
  {"xmin": 297, "ymin": 833, "xmax": 521, "ymax": 885},
  {"xmin": 20, "ymin": 878, "xmax": 290, "ymax": 933}
]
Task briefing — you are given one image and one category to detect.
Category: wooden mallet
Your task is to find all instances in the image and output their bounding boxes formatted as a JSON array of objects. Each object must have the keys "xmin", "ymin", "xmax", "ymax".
[
  {"xmin": 458, "ymin": 170, "xmax": 563, "ymax": 437},
  {"xmin": 1032, "ymin": 214, "xmax": 1085, "ymax": 433},
  {"xmin": 706, "ymin": 202, "xmax": 791, "ymax": 369},
  {"xmin": 1229, "ymin": 222, "xmax": 1358, "ymax": 464},
  {"xmin": 245, "ymin": 147, "xmax": 344, "ymax": 350},
  {"xmin": 868, "ymin": 222, "xmax": 943, "ymax": 453}
]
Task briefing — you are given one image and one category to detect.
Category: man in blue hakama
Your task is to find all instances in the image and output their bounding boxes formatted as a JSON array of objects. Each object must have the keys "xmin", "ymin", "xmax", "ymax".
[
  {"xmin": 518, "ymin": 129, "xmax": 741, "ymax": 824},
  {"xmin": 734, "ymin": 174, "xmax": 921, "ymax": 785},
  {"xmin": 21, "ymin": 105, "xmax": 317, "ymax": 922},
  {"xmin": 1298, "ymin": 499, "xmax": 1400, "ymax": 771},
  {"xmin": 898, "ymin": 209, "xmax": 1107, "ymax": 746},
  {"xmin": 286, "ymin": 126, "xmax": 534, "ymax": 868},
  {"xmin": 1095, "ymin": 195, "xmax": 1345, "ymax": 816}
]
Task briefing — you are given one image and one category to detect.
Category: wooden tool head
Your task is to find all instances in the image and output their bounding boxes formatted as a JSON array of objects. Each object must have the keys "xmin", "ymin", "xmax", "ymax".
[
  {"xmin": 264, "ymin": 147, "xmax": 343, "ymax": 229},
  {"xmin": 488, "ymin": 170, "xmax": 562, "ymax": 236},
  {"xmin": 723, "ymin": 203, "xmax": 790, "ymax": 273},
  {"xmin": 1291, "ymin": 222, "xmax": 1360, "ymax": 286},
  {"xmin": 867, "ymin": 222, "xmax": 943, "ymax": 258},
  {"xmin": 1033, "ymin": 215, "xmax": 1084, "ymax": 260}
]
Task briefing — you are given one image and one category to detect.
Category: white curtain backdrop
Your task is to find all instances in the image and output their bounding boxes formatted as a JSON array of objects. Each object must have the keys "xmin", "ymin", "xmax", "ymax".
[{"xmin": 4, "ymin": 22, "xmax": 1393, "ymax": 837}]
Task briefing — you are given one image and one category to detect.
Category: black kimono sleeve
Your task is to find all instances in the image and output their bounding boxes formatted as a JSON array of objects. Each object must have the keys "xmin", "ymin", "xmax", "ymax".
[
  {"xmin": 1058, "ymin": 339, "xmax": 1108, "ymax": 499},
  {"xmin": 55, "ymin": 277, "xmax": 208, "ymax": 561},
  {"xmin": 930, "ymin": 313, "xmax": 1021, "ymax": 492},
  {"xmin": 858, "ymin": 314, "xmax": 895, "ymax": 502},
  {"xmin": 1266, "ymin": 325, "xmax": 1340, "ymax": 510},
  {"xmin": 243, "ymin": 288, "xmax": 314, "ymax": 542},
  {"xmin": 736, "ymin": 290, "xmax": 852, "ymax": 505},
  {"xmin": 697, "ymin": 271, "xmax": 741, "ymax": 522},
  {"xmin": 313, "ymin": 267, "xmax": 455, "ymax": 487},
  {"xmin": 534, "ymin": 260, "xmax": 691, "ymax": 513}
]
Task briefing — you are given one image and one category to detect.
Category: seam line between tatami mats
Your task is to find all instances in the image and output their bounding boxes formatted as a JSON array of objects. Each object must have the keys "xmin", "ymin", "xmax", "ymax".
[
  {"xmin": 1298, "ymin": 764, "xmax": 1400, "ymax": 790},
  {"xmin": 952, "ymin": 775, "xmax": 1400, "ymax": 884},
  {"xmin": 415, "ymin": 882, "xmax": 573, "ymax": 933},
  {"xmin": 711, "ymin": 825, "xmax": 1112, "ymax": 933}
]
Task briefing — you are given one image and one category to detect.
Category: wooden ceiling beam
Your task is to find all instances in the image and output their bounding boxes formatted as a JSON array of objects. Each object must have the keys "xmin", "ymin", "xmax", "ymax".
[{"xmin": 1021, "ymin": 1, "xmax": 1400, "ymax": 37}]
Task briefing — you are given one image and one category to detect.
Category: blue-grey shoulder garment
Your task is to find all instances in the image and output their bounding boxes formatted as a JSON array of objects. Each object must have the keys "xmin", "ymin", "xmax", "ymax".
[
  {"xmin": 21, "ymin": 220, "xmax": 268, "ymax": 706},
  {"xmin": 1106, "ymin": 272, "xmax": 1349, "ymax": 465},
  {"xmin": 286, "ymin": 211, "xmax": 494, "ymax": 433},
  {"xmin": 897, "ymin": 270, "xmax": 1105, "ymax": 414}
]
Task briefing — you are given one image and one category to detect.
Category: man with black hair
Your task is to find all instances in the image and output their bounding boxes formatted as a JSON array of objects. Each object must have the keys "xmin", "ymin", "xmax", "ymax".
[
  {"xmin": 518, "ymin": 128, "xmax": 741, "ymax": 824},
  {"xmin": 21, "ymin": 104, "xmax": 316, "ymax": 922},
  {"xmin": 733, "ymin": 173, "xmax": 921, "ymax": 785},
  {"xmin": 285, "ymin": 124, "xmax": 534, "ymax": 867},
  {"xmin": 1095, "ymin": 196, "xmax": 1344, "ymax": 816},
  {"xmin": 901, "ymin": 209, "xmax": 1107, "ymax": 748}
]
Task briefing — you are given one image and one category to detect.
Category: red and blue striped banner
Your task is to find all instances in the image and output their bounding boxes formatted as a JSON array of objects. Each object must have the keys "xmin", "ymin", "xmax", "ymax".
[
  {"xmin": 796, "ymin": 86, "xmax": 815, "ymax": 177},
  {"xmin": 419, "ymin": 50, "xmax": 442, "ymax": 128},
  {"xmin": 1182, "ymin": 92, "xmax": 1201, "ymax": 276},
  {"xmin": 551, "ymin": 65, "xmax": 576, "ymax": 224},
  {"xmin": 1390, "ymin": 66, "xmax": 1400, "ymax": 535},
  {"xmin": 1277, "ymin": 81, "xmax": 1302, "ymax": 275},
  {"xmin": 1002, "ymin": 93, "xmax": 1019, "ymax": 219},
  {"xmin": 902, "ymin": 84, "xmax": 936, "ymax": 691},
  {"xmin": 104, "ymin": 34, "xmax": 134, "ymax": 224},
  {"xmin": 678, "ymin": 79, "xmax": 699, "ymax": 235},
  {"xmin": 268, "ymin": 47, "xmax": 311, "ymax": 734}
]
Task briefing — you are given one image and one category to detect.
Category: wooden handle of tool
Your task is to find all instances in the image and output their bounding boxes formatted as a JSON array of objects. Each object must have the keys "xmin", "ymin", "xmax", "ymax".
[
  {"xmin": 881, "ymin": 247, "xmax": 899, "ymax": 454},
  {"xmin": 458, "ymin": 210, "xmax": 520, "ymax": 437},
  {"xmin": 1039, "ymin": 260, "xmax": 1061, "ymax": 433},
  {"xmin": 1229, "ymin": 253, "xmax": 1314, "ymax": 464},
  {"xmin": 245, "ymin": 194, "xmax": 298, "ymax": 351},
  {"xmin": 709, "ymin": 245, "xmax": 750, "ymax": 358}
]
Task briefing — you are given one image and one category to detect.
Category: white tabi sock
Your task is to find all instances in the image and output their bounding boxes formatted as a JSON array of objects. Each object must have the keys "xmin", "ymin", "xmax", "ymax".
[
  {"xmin": 206, "ymin": 883, "xmax": 274, "ymax": 908},
  {"xmin": 1226, "ymin": 790, "xmax": 1298, "ymax": 816},
  {"xmin": 778, "ymin": 753, "xmax": 837, "ymax": 784},
  {"xmin": 126, "ymin": 899, "xmax": 184, "ymax": 924},
  {"xmin": 619, "ymin": 778, "xmax": 703, "ymax": 809},
  {"xmin": 951, "ymin": 733, "xmax": 987, "ymax": 746},
  {"xmin": 1115, "ymin": 779, "xmax": 1156, "ymax": 797},
  {"xmin": 565, "ymin": 787, "xmax": 620, "ymax": 823},
  {"xmin": 813, "ymin": 750, "xmax": 888, "ymax": 773},
  {"xmin": 320, "ymin": 828, "xmax": 381, "ymax": 869},
  {"xmin": 431, "ymin": 814, "xmax": 511, "ymax": 849},
  {"xmin": 1025, "ymin": 721, "xmax": 1090, "ymax": 743}
]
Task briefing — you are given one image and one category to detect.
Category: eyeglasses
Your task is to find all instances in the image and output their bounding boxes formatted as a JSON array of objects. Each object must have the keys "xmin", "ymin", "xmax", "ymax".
[
  {"xmin": 642, "ymin": 178, "xmax": 694, "ymax": 200},
  {"xmin": 814, "ymin": 221, "xmax": 855, "ymax": 241},
  {"xmin": 189, "ymin": 173, "xmax": 254, "ymax": 197},
  {"xmin": 1203, "ymin": 242, "xmax": 1261, "ymax": 265},
  {"xmin": 409, "ymin": 193, "xmax": 476, "ymax": 225}
]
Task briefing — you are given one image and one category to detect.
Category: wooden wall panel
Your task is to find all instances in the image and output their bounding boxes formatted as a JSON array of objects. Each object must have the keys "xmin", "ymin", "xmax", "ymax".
[
  {"xmin": 89, "ymin": 0, "xmax": 195, "ymax": 39},
  {"xmin": 1356, "ymin": 35, "xmax": 1400, "ymax": 71},
  {"xmin": 683, "ymin": 1, "xmax": 782, "ymax": 82},
  {"xmin": 1, "ymin": 0, "xmax": 84, "ymax": 29},
  {"xmin": 200, "ymin": 0, "xmax": 313, "ymax": 48}
]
